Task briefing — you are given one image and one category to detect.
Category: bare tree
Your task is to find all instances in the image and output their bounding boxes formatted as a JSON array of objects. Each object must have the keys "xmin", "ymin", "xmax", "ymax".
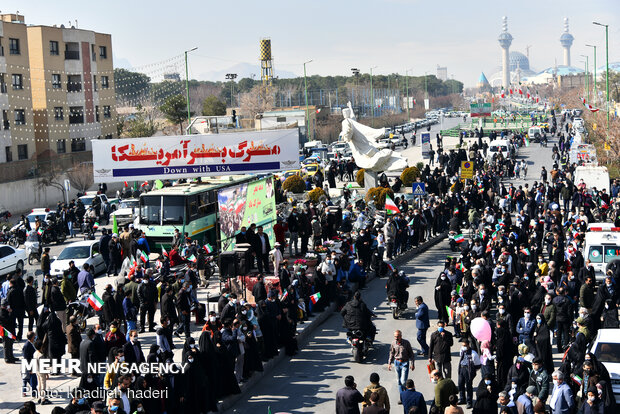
[
  {"xmin": 239, "ymin": 85, "xmax": 275, "ymax": 119},
  {"xmin": 66, "ymin": 163, "xmax": 94, "ymax": 194},
  {"xmin": 36, "ymin": 166, "xmax": 67, "ymax": 202}
]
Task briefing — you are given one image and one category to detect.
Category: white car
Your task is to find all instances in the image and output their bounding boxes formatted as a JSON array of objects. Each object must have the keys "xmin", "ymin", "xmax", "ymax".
[
  {"xmin": 590, "ymin": 329, "xmax": 620, "ymax": 403},
  {"xmin": 110, "ymin": 199, "xmax": 139, "ymax": 225},
  {"xmin": 51, "ymin": 240, "xmax": 107, "ymax": 277},
  {"xmin": 0, "ymin": 244, "xmax": 26, "ymax": 276},
  {"xmin": 26, "ymin": 208, "xmax": 57, "ymax": 225}
]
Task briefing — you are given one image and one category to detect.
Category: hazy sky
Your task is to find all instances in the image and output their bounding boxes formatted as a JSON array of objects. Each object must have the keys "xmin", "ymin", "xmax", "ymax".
[{"xmin": 3, "ymin": 0, "xmax": 619, "ymax": 86}]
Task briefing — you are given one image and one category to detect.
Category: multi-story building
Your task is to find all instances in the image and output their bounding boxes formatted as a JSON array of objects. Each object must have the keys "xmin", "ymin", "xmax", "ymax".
[
  {"xmin": 27, "ymin": 18, "xmax": 116, "ymax": 159},
  {"xmin": 0, "ymin": 14, "xmax": 35, "ymax": 163}
]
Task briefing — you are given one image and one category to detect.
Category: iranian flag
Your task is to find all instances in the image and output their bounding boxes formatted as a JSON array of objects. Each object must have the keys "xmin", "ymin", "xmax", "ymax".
[
  {"xmin": 310, "ymin": 292, "xmax": 321, "ymax": 304},
  {"xmin": 520, "ymin": 248, "xmax": 531, "ymax": 256},
  {"xmin": 523, "ymin": 136, "xmax": 530, "ymax": 147},
  {"xmin": 457, "ymin": 262, "xmax": 465, "ymax": 271},
  {"xmin": 582, "ymin": 98, "xmax": 600, "ymax": 112},
  {"xmin": 93, "ymin": 222, "xmax": 99, "ymax": 229},
  {"xmin": 500, "ymin": 90, "xmax": 505, "ymax": 98},
  {"xmin": 387, "ymin": 263, "xmax": 395, "ymax": 273},
  {"xmin": 454, "ymin": 234, "xmax": 465, "ymax": 243},
  {"xmin": 281, "ymin": 290, "xmax": 289, "ymax": 301},
  {"xmin": 162, "ymin": 246, "xmax": 168, "ymax": 257},
  {"xmin": 124, "ymin": 181, "xmax": 129, "ymax": 187},
  {"xmin": 37, "ymin": 228, "xmax": 43, "ymax": 236},
  {"xmin": 454, "ymin": 207, "xmax": 459, "ymax": 214},
  {"xmin": 0, "ymin": 325, "xmax": 16, "ymax": 340},
  {"xmin": 204, "ymin": 243, "xmax": 214, "ymax": 254},
  {"xmin": 385, "ymin": 195, "xmax": 400, "ymax": 215},
  {"xmin": 87, "ymin": 292, "xmax": 104, "ymax": 311},
  {"xmin": 188, "ymin": 254, "xmax": 197, "ymax": 263},
  {"xmin": 139, "ymin": 250, "xmax": 149, "ymax": 263},
  {"xmin": 518, "ymin": 88, "xmax": 523, "ymax": 95}
]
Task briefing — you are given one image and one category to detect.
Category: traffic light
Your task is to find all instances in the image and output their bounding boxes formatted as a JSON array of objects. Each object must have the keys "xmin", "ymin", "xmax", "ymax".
[{"xmin": 232, "ymin": 110, "xmax": 237, "ymax": 125}]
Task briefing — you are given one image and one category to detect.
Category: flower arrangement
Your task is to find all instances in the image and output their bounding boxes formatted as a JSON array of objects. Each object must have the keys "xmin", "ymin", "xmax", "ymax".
[
  {"xmin": 304, "ymin": 252, "xmax": 318, "ymax": 260},
  {"xmin": 314, "ymin": 246, "xmax": 328, "ymax": 253},
  {"xmin": 294, "ymin": 259, "xmax": 307, "ymax": 266}
]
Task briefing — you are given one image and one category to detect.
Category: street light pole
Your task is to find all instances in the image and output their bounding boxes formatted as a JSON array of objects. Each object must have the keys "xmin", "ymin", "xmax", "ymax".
[
  {"xmin": 303, "ymin": 60, "xmax": 313, "ymax": 141},
  {"xmin": 405, "ymin": 69, "xmax": 411, "ymax": 121},
  {"xmin": 351, "ymin": 68, "xmax": 360, "ymax": 112},
  {"xmin": 370, "ymin": 66, "xmax": 377, "ymax": 126},
  {"xmin": 586, "ymin": 44, "xmax": 597, "ymax": 104},
  {"xmin": 184, "ymin": 47, "xmax": 198, "ymax": 133},
  {"xmin": 593, "ymin": 22, "xmax": 610, "ymax": 137},
  {"xmin": 581, "ymin": 55, "xmax": 589, "ymax": 104}
]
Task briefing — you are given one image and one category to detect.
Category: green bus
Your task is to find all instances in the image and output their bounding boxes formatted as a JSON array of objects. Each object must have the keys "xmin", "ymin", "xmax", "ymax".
[{"xmin": 136, "ymin": 175, "xmax": 257, "ymax": 251}]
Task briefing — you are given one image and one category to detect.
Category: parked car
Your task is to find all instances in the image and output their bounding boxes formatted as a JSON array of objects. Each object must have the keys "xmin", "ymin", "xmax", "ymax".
[
  {"xmin": 0, "ymin": 244, "xmax": 26, "ymax": 276},
  {"xmin": 27, "ymin": 208, "xmax": 57, "ymax": 225},
  {"xmin": 50, "ymin": 240, "xmax": 107, "ymax": 277},
  {"xmin": 79, "ymin": 192, "xmax": 119, "ymax": 211},
  {"xmin": 589, "ymin": 329, "xmax": 620, "ymax": 404},
  {"xmin": 109, "ymin": 198, "xmax": 139, "ymax": 225}
]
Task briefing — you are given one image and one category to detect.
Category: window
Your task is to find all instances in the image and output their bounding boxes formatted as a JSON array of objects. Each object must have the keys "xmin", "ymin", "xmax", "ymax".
[
  {"xmin": 52, "ymin": 74, "xmax": 61, "ymax": 89},
  {"xmin": 71, "ymin": 138, "xmax": 86, "ymax": 152},
  {"xmin": 99, "ymin": 46, "xmax": 107, "ymax": 59},
  {"xmin": 0, "ymin": 74, "xmax": 6, "ymax": 93},
  {"xmin": 103, "ymin": 106, "xmax": 111, "ymax": 118},
  {"xmin": 101, "ymin": 76, "xmax": 109, "ymax": 89},
  {"xmin": 56, "ymin": 139, "xmax": 66, "ymax": 154},
  {"xmin": 2, "ymin": 110, "xmax": 8, "ymax": 130},
  {"xmin": 64, "ymin": 42, "xmax": 79, "ymax": 60},
  {"xmin": 67, "ymin": 75, "xmax": 81, "ymax": 92},
  {"xmin": 17, "ymin": 144, "xmax": 27, "ymax": 160},
  {"xmin": 11, "ymin": 74, "xmax": 23, "ymax": 90},
  {"xmin": 91, "ymin": 44, "xmax": 96, "ymax": 61},
  {"xmin": 14, "ymin": 109, "xmax": 25, "ymax": 125},
  {"xmin": 93, "ymin": 75, "xmax": 97, "ymax": 91},
  {"xmin": 5, "ymin": 147, "xmax": 12, "ymax": 162},
  {"xmin": 54, "ymin": 107, "xmax": 64, "ymax": 121},
  {"xmin": 95, "ymin": 106, "xmax": 100, "ymax": 122},
  {"xmin": 69, "ymin": 107, "xmax": 84, "ymax": 124},
  {"xmin": 49, "ymin": 41, "xmax": 59, "ymax": 56},
  {"xmin": 105, "ymin": 134, "xmax": 113, "ymax": 139},
  {"xmin": 9, "ymin": 38, "xmax": 20, "ymax": 55},
  {"xmin": 0, "ymin": 39, "xmax": 3, "ymax": 56}
]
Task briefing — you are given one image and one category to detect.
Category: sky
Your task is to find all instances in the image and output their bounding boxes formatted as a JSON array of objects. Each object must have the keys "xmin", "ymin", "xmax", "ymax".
[{"xmin": 2, "ymin": 0, "xmax": 619, "ymax": 86}]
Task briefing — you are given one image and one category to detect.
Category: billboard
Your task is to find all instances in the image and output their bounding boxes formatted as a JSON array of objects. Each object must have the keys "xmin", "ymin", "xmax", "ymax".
[
  {"xmin": 421, "ymin": 133, "xmax": 431, "ymax": 158},
  {"xmin": 470, "ymin": 103, "xmax": 492, "ymax": 117},
  {"xmin": 91, "ymin": 129, "xmax": 300, "ymax": 183},
  {"xmin": 218, "ymin": 176, "xmax": 276, "ymax": 252}
]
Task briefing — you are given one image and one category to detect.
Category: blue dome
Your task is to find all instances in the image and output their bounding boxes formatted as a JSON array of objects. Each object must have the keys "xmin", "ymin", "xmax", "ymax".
[
  {"xmin": 537, "ymin": 65, "xmax": 584, "ymax": 76},
  {"xmin": 509, "ymin": 51, "xmax": 530, "ymax": 71}
]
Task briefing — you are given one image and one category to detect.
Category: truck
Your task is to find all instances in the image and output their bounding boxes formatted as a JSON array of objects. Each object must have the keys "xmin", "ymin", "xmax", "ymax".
[{"xmin": 573, "ymin": 166, "xmax": 609, "ymax": 193}]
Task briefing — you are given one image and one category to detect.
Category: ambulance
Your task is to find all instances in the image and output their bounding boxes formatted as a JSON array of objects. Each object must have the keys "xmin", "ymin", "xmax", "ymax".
[{"xmin": 584, "ymin": 223, "xmax": 620, "ymax": 280}]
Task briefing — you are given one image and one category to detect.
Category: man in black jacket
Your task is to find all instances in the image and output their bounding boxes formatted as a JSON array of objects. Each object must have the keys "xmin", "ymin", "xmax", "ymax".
[
  {"xmin": 0, "ymin": 298, "xmax": 16, "ymax": 362},
  {"xmin": 341, "ymin": 291, "xmax": 375, "ymax": 341},
  {"xmin": 78, "ymin": 328, "xmax": 97, "ymax": 375},
  {"xmin": 49, "ymin": 277, "xmax": 67, "ymax": 331},
  {"xmin": 335, "ymin": 375, "xmax": 364, "ymax": 414},
  {"xmin": 252, "ymin": 275, "xmax": 267, "ymax": 303},
  {"xmin": 107, "ymin": 233, "xmax": 122, "ymax": 276},
  {"xmin": 429, "ymin": 321, "xmax": 454, "ymax": 379},
  {"xmin": 24, "ymin": 276, "xmax": 38, "ymax": 332},
  {"xmin": 137, "ymin": 273, "xmax": 157, "ymax": 333},
  {"xmin": 174, "ymin": 282, "xmax": 192, "ymax": 339},
  {"xmin": 122, "ymin": 329, "xmax": 145, "ymax": 366},
  {"xmin": 7, "ymin": 276, "xmax": 26, "ymax": 340},
  {"xmin": 253, "ymin": 225, "xmax": 271, "ymax": 274}
]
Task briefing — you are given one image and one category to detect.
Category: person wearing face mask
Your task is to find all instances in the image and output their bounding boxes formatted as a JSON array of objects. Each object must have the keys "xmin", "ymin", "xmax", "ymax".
[
  {"xmin": 580, "ymin": 387, "xmax": 605, "ymax": 414},
  {"xmin": 472, "ymin": 284, "xmax": 491, "ymax": 313},
  {"xmin": 540, "ymin": 293, "xmax": 556, "ymax": 332},
  {"xmin": 174, "ymin": 282, "xmax": 193, "ymax": 339},
  {"xmin": 550, "ymin": 370, "xmax": 573, "ymax": 414},
  {"xmin": 104, "ymin": 349, "xmax": 126, "ymax": 389},
  {"xmin": 430, "ymin": 369, "xmax": 458, "ymax": 412},
  {"xmin": 532, "ymin": 314, "xmax": 554, "ymax": 375},
  {"xmin": 64, "ymin": 387, "xmax": 91, "ymax": 414},
  {"xmin": 505, "ymin": 356, "xmax": 529, "ymax": 398},
  {"xmin": 429, "ymin": 321, "xmax": 454, "ymax": 379},
  {"xmin": 137, "ymin": 273, "xmax": 157, "ymax": 333},
  {"xmin": 516, "ymin": 307, "xmax": 535, "ymax": 348},
  {"xmin": 528, "ymin": 358, "xmax": 550, "ymax": 403},
  {"xmin": 318, "ymin": 255, "xmax": 337, "ymax": 303},
  {"xmin": 456, "ymin": 339, "xmax": 481, "ymax": 409},
  {"xmin": 474, "ymin": 374, "xmax": 500, "ymax": 413},
  {"xmin": 434, "ymin": 272, "xmax": 452, "ymax": 324},
  {"xmin": 221, "ymin": 293, "xmax": 240, "ymax": 323},
  {"xmin": 601, "ymin": 299, "xmax": 619, "ymax": 328},
  {"xmin": 122, "ymin": 329, "xmax": 144, "ymax": 367}
]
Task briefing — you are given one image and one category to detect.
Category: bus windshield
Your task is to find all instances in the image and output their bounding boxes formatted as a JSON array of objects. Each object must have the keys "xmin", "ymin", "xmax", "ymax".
[{"xmin": 140, "ymin": 195, "xmax": 186, "ymax": 225}]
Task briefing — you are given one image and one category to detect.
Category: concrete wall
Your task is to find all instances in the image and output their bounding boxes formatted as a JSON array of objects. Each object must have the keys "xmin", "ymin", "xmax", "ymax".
[{"xmin": 0, "ymin": 176, "xmax": 125, "ymax": 213}]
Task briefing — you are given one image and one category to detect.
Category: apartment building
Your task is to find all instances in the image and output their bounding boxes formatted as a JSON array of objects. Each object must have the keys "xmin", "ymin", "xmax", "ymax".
[
  {"xmin": 27, "ymin": 18, "xmax": 116, "ymax": 159},
  {"xmin": 0, "ymin": 14, "xmax": 35, "ymax": 163}
]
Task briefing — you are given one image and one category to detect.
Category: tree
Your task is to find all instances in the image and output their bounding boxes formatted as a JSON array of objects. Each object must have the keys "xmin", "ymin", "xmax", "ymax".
[
  {"xmin": 122, "ymin": 106, "xmax": 158, "ymax": 138},
  {"xmin": 202, "ymin": 95, "xmax": 227, "ymax": 116},
  {"xmin": 36, "ymin": 165, "xmax": 67, "ymax": 202},
  {"xmin": 114, "ymin": 68, "xmax": 151, "ymax": 104},
  {"xmin": 66, "ymin": 163, "xmax": 94, "ymax": 194},
  {"xmin": 239, "ymin": 85, "xmax": 274, "ymax": 119},
  {"xmin": 160, "ymin": 94, "xmax": 190, "ymax": 134}
]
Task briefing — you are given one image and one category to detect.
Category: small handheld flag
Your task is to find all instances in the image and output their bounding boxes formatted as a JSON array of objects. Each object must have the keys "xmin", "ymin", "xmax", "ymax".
[
  {"xmin": 0, "ymin": 325, "xmax": 17, "ymax": 340},
  {"xmin": 387, "ymin": 263, "xmax": 395, "ymax": 273},
  {"xmin": 454, "ymin": 234, "xmax": 465, "ymax": 243},
  {"xmin": 87, "ymin": 292, "xmax": 104, "ymax": 311},
  {"xmin": 385, "ymin": 195, "xmax": 400, "ymax": 215},
  {"xmin": 281, "ymin": 290, "xmax": 289, "ymax": 301},
  {"xmin": 139, "ymin": 250, "xmax": 149, "ymax": 263},
  {"xmin": 310, "ymin": 292, "xmax": 321, "ymax": 304},
  {"xmin": 204, "ymin": 243, "xmax": 214, "ymax": 254},
  {"xmin": 188, "ymin": 254, "xmax": 197, "ymax": 263},
  {"xmin": 162, "ymin": 246, "xmax": 168, "ymax": 257},
  {"xmin": 520, "ymin": 248, "xmax": 530, "ymax": 256},
  {"xmin": 92, "ymin": 222, "xmax": 99, "ymax": 230}
]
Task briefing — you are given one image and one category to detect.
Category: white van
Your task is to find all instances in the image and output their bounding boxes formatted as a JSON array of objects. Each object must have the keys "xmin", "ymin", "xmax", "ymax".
[
  {"xmin": 584, "ymin": 224, "xmax": 620, "ymax": 279},
  {"xmin": 528, "ymin": 126, "xmax": 544, "ymax": 142},
  {"xmin": 487, "ymin": 139, "xmax": 512, "ymax": 161},
  {"xmin": 574, "ymin": 166, "xmax": 609, "ymax": 193}
]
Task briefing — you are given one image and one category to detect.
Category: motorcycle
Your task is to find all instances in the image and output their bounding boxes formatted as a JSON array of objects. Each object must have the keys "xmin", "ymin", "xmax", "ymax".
[
  {"xmin": 25, "ymin": 232, "xmax": 41, "ymax": 265},
  {"xmin": 8, "ymin": 223, "xmax": 27, "ymax": 247},
  {"xmin": 347, "ymin": 329, "xmax": 372, "ymax": 363},
  {"xmin": 41, "ymin": 221, "xmax": 67, "ymax": 245},
  {"xmin": 389, "ymin": 294, "xmax": 407, "ymax": 319},
  {"xmin": 81, "ymin": 217, "xmax": 96, "ymax": 240},
  {"xmin": 204, "ymin": 254, "xmax": 218, "ymax": 280},
  {"xmin": 67, "ymin": 291, "xmax": 98, "ymax": 331}
]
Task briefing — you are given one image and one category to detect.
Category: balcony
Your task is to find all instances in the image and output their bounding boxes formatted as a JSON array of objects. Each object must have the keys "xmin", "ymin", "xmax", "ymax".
[{"xmin": 65, "ymin": 50, "xmax": 80, "ymax": 60}]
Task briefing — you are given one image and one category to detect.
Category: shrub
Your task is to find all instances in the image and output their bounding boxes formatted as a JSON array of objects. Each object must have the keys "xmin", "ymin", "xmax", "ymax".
[
  {"xmin": 415, "ymin": 162, "xmax": 424, "ymax": 171},
  {"xmin": 365, "ymin": 186, "xmax": 394, "ymax": 208},
  {"xmin": 400, "ymin": 166, "xmax": 420, "ymax": 186},
  {"xmin": 282, "ymin": 175, "xmax": 305, "ymax": 193},
  {"xmin": 356, "ymin": 169, "xmax": 365, "ymax": 187},
  {"xmin": 307, "ymin": 187, "xmax": 326, "ymax": 203}
]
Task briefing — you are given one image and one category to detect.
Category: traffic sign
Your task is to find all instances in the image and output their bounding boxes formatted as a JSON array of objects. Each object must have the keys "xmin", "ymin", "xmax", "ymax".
[
  {"xmin": 461, "ymin": 161, "xmax": 474, "ymax": 179},
  {"xmin": 412, "ymin": 182, "xmax": 426, "ymax": 196}
]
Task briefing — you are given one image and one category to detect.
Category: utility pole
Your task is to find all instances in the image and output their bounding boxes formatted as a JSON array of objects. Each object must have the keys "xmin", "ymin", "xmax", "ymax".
[
  {"xmin": 593, "ymin": 22, "xmax": 610, "ymax": 138},
  {"xmin": 225, "ymin": 73, "xmax": 237, "ymax": 107},
  {"xmin": 184, "ymin": 47, "xmax": 198, "ymax": 133},
  {"xmin": 370, "ymin": 66, "xmax": 377, "ymax": 126},
  {"xmin": 586, "ymin": 44, "xmax": 597, "ymax": 104},
  {"xmin": 351, "ymin": 68, "xmax": 360, "ymax": 111},
  {"xmin": 304, "ymin": 60, "xmax": 313, "ymax": 141},
  {"xmin": 405, "ymin": 68, "xmax": 412, "ymax": 121},
  {"xmin": 581, "ymin": 55, "xmax": 589, "ymax": 104}
]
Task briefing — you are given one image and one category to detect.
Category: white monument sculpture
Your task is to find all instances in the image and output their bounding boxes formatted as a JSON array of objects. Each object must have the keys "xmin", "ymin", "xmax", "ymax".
[{"xmin": 340, "ymin": 102, "xmax": 408, "ymax": 172}]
